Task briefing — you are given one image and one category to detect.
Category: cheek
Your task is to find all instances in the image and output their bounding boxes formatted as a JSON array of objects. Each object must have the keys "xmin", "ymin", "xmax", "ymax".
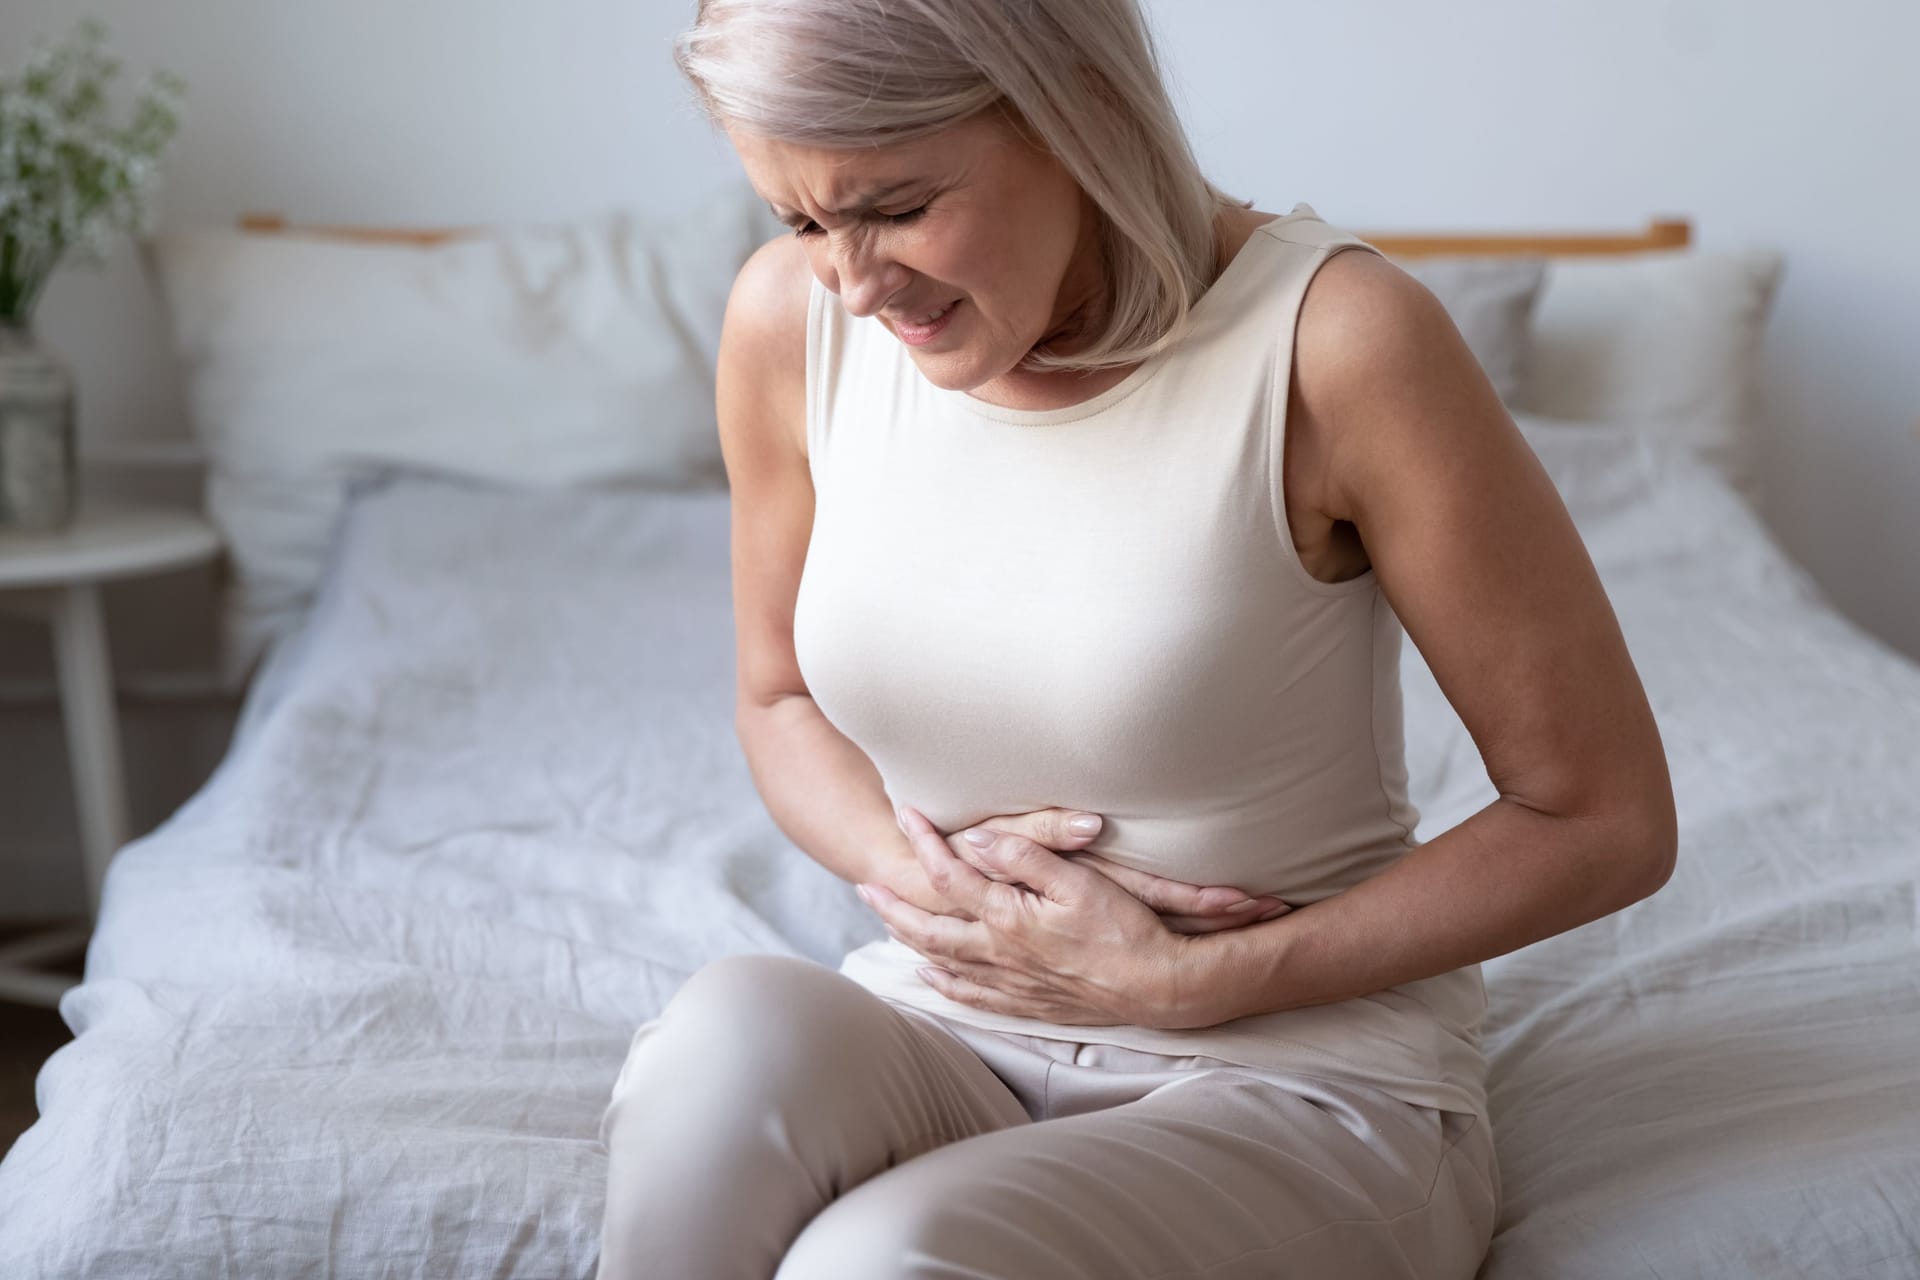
[
  {"xmin": 921, "ymin": 219, "xmax": 1013, "ymax": 296},
  {"xmin": 922, "ymin": 243, "xmax": 990, "ymax": 301},
  {"xmin": 943, "ymin": 250, "xmax": 1029, "ymax": 322}
]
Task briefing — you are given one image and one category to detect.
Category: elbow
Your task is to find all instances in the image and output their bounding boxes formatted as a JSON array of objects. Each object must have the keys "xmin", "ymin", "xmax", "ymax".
[
  {"xmin": 1622, "ymin": 791, "xmax": 1680, "ymax": 905},
  {"xmin": 1557, "ymin": 779, "xmax": 1677, "ymax": 913},
  {"xmin": 1635, "ymin": 833, "xmax": 1678, "ymax": 903}
]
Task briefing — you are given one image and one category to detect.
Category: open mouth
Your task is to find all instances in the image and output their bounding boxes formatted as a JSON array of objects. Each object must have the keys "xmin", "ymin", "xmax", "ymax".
[{"xmin": 896, "ymin": 299, "xmax": 962, "ymax": 346}]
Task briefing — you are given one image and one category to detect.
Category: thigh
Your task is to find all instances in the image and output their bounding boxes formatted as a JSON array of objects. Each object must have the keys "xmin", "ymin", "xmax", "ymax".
[
  {"xmin": 597, "ymin": 955, "xmax": 1038, "ymax": 1280},
  {"xmin": 775, "ymin": 1066, "xmax": 1497, "ymax": 1280}
]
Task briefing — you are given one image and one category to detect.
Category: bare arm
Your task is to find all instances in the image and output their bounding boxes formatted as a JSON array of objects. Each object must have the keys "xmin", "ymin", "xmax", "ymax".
[
  {"xmin": 738, "ymin": 696, "xmax": 922, "ymax": 903},
  {"xmin": 715, "ymin": 234, "xmax": 937, "ymax": 912},
  {"xmin": 1163, "ymin": 250, "xmax": 1678, "ymax": 1028}
]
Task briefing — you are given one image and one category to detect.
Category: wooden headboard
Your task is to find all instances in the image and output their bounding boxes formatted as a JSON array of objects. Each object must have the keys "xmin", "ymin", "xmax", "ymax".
[
  {"xmin": 236, "ymin": 211, "xmax": 1692, "ymax": 258},
  {"xmin": 1359, "ymin": 216, "xmax": 1690, "ymax": 257},
  {"xmin": 236, "ymin": 214, "xmax": 473, "ymax": 246}
]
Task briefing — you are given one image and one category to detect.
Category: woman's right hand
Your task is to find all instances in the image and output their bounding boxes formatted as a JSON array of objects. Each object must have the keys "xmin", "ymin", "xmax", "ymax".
[{"xmin": 879, "ymin": 805, "xmax": 1291, "ymax": 936}]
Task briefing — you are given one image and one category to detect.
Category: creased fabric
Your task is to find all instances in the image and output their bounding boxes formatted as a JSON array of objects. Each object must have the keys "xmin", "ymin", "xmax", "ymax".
[{"xmin": 0, "ymin": 421, "xmax": 1915, "ymax": 1279}]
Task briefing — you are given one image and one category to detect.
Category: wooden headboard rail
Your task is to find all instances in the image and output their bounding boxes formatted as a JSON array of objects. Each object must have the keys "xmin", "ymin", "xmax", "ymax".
[
  {"xmin": 236, "ymin": 212, "xmax": 1693, "ymax": 258},
  {"xmin": 1363, "ymin": 217, "xmax": 1691, "ymax": 257}
]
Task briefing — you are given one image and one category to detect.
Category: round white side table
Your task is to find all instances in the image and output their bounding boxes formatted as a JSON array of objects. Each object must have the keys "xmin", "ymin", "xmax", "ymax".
[{"xmin": 0, "ymin": 498, "xmax": 221, "ymax": 1007}]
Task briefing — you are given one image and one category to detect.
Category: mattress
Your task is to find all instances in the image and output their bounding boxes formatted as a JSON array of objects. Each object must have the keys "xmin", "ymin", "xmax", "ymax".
[{"xmin": 1, "ymin": 421, "xmax": 1916, "ymax": 1278}]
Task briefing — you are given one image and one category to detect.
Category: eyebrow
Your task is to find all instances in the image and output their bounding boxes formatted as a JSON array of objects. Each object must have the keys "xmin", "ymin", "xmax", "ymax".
[{"xmin": 766, "ymin": 180, "xmax": 924, "ymax": 227}]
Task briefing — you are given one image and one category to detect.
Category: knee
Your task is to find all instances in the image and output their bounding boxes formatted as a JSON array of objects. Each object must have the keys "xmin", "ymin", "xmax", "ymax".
[
  {"xmin": 777, "ymin": 1185, "xmax": 962, "ymax": 1280},
  {"xmin": 657, "ymin": 952, "xmax": 869, "ymax": 1059},
  {"xmin": 603, "ymin": 953, "xmax": 873, "ymax": 1123}
]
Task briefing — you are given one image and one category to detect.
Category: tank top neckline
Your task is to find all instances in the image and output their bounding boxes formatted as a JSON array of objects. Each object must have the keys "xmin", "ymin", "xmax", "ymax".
[{"xmin": 927, "ymin": 202, "xmax": 1317, "ymax": 427}]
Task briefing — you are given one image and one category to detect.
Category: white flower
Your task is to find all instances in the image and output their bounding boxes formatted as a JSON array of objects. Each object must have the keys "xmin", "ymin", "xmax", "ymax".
[{"xmin": 0, "ymin": 15, "xmax": 186, "ymax": 324}]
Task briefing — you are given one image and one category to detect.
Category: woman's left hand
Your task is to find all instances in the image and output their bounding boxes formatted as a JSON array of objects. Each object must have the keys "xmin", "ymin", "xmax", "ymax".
[{"xmin": 854, "ymin": 804, "xmax": 1187, "ymax": 1027}]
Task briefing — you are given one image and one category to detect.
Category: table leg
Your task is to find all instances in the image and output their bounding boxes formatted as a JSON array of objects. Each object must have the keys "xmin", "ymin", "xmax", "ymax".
[{"xmin": 48, "ymin": 582, "xmax": 130, "ymax": 922}]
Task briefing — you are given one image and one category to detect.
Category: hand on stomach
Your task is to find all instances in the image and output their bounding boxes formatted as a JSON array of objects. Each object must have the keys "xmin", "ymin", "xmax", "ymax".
[{"xmin": 873, "ymin": 805, "xmax": 1292, "ymax": 935}]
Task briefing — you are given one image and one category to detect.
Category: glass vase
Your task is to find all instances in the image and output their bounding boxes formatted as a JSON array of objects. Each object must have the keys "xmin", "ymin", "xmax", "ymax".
[{"xmin": 0, "ymin": 321, "xmax": 79, "ymax": 532}]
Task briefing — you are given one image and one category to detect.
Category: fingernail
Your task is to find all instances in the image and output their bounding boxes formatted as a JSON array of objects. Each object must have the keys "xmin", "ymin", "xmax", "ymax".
[
  {"xmin": 1257, "ymin": 902, "xmax": 1290, "ymax": 920},
  {"xmin": 1068, "ymin": 813, "xmax": 1102, "ymax": 835},
  {"xmin": 963, "ymin": 828, "xmax": 994, "ymax": 847},
  {"xmin": 854, "ymin": 884, "xmax": 874, "ymax": 905},
  {"xmin": 1224, "ymin": 898, "xmax": 1261, "ymax": 912}
]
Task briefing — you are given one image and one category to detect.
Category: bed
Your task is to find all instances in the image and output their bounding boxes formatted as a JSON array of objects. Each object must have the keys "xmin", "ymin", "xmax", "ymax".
[{"xmin": 1, "ymin": 193, "xmax": 1916, "ymax": 1279}]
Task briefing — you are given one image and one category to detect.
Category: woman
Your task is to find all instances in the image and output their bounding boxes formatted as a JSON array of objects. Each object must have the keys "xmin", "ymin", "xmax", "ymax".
[{"xmin": 596, "ymin": 1, "xmax": 1678, "ymax": 1276}]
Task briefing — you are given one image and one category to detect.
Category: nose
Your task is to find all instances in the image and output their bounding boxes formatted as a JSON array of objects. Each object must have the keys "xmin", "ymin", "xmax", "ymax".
[{"xmin": 828, "ymin": 240, "xmax": 909, "ymax": 319}]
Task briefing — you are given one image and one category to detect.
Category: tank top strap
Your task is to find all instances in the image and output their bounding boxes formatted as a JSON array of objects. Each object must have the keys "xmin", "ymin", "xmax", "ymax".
[{"xmin": 1260, "ymin": 201, "xmax": 1388, "ymax": 262}]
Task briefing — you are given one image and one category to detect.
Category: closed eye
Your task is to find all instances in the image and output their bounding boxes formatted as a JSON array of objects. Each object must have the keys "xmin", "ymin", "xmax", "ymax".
[{"xmin": 792, "ymin": 205, "xmax": 930, "ymax": 238}]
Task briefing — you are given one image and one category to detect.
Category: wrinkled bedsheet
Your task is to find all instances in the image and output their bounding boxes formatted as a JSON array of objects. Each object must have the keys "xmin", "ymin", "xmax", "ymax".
[{"xmin": 2, "ymin": 420, "xmax": 1916, "ymax": 1278}]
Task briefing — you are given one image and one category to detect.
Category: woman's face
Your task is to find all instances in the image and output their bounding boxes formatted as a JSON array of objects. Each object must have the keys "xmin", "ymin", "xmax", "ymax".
[{"xmin": 726, "ymin": 107, "xmax": 1104, "ymax": 392}]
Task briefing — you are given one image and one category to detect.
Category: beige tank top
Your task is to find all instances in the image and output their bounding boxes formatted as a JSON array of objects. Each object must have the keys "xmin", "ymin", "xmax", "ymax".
[{"xmin": 792, "ymin": 202, "xmax": 1489, "ymax": 1122}]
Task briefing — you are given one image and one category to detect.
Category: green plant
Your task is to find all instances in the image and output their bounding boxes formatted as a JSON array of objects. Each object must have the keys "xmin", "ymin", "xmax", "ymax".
[{"xmin": 0, "ymin": 14, "xmax": 186, "ymax": 326}]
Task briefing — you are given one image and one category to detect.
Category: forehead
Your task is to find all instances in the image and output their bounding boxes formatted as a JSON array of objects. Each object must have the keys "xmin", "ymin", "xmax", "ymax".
[{"xmin": 727, "ymin": 117, "xmax": 996, "ymax": 215}]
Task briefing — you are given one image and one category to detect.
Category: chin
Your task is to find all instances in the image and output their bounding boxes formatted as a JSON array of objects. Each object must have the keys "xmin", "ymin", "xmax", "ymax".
[{"xmin": 908, "ymin": 349, "xmax": 987, "ymax": 392}]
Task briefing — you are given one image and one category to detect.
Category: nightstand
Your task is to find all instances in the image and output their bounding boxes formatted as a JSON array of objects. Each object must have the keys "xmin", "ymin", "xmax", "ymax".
[{"xmin": 0, "ymin": 499, "xmax": 221, "ymax": 1007}]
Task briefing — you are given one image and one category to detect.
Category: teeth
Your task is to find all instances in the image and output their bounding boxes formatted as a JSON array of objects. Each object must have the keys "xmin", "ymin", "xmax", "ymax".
[{"xmin": 910, "ymin": 303, "xmax": 952, "ymax": 326}]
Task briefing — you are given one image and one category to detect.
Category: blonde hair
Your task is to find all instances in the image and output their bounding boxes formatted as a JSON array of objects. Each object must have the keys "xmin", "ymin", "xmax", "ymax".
[{"xmin": 672, "ymin": 0, "xmax": 1254, "ymax": 374}]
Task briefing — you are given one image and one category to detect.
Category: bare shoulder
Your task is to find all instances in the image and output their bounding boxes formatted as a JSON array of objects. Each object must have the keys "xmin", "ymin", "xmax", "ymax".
[
  {"xmin": 1287, "ymin": 246, "xmax": 1484, "ymax": 526},
  {"xmin": 718, "ymin": 231, "xmax": 816, "ymax": 463}
]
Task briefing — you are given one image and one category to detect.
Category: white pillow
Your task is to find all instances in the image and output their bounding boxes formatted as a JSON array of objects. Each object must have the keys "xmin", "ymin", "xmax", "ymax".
[
  {"xmin": 1511, "ymin": 409, "xmax": 1696, "ymax": 525},
  {"xmin": 147, "ymin": 183, "xmax": 785, "ymax": 690},
  {"xmin": 1394, "ymin": 254, "xmax": 1547, "ymax": 405},
  {"xmin": 1513, "ymin": 247, "xmax": 1784, "ymax": 499}
]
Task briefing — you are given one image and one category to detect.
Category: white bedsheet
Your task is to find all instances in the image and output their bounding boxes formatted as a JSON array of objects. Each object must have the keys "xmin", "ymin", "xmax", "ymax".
[
  {"xmin": 1409, "ymin": 425, "xmax": 1920, "ymax": 1277},
  {"xmin": 1, "ymin": 422, "xmax": 1916, "ymax": 1278}
]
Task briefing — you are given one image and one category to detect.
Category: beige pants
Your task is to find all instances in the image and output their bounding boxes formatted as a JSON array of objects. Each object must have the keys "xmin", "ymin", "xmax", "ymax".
[{"xmin": 597, "ymin": 953, "xmax": 1498, "ymax": 1279}]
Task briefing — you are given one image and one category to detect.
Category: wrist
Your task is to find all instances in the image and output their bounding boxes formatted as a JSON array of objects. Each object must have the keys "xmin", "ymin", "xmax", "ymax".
[
  {"xmin": 1147, "ymin": 916, "xmax": 1294, "ymax": 1030},
  {"xmin": 848, "ymin": 806, "xmax": 913, "ymax": 886},
  {"xmin": 1142, "ymin": 930, "xmax": 1229, "ymax": 1030},
  {"xmin": 853, "ymin": 832, "xmax": 906, "ymax": 887}
]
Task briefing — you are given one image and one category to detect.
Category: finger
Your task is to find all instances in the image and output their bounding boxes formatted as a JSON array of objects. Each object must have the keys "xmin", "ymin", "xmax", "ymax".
[
  {"xmin": 1071, "ymin": 853, "xmax": 1266, "ymax": 916},
  {"xmin": 860, "ymin": 881, "xmax": 993, "ymax": 964},
  {"xmin": 914, "ymin": 964, "xmax": 1037, "ymax": 1017},
  {"xmin": 926, "ymin": 954, "xmax": 1050, "ymax": 1000},
  {"xmin": 949, "ymin": 806, "xmax": 1106, "ymax": 853},
  {"xmin": 1027, "ymin": 807, "xmax": 1107, "ymax": 850},
  {"xmin": 1157, "ymin": 912, "xmax": 1236, "ymax": 935},
  {"xmin": 899, "ymin": 806, "xmax": 1015, "ymax": 920},
  {"xmin": 856, "ymin": 879, "xmax": 979, "ymax": 923},
  {"xmin": 949, "ymin": 837, "xmax": 1023, "ymax": 884},
  {"xmin": 961, "ymin": 828, "xmax": 1107, "ymax": 908},
  {"xmin": 1066, "ymin": 853, "xmax": 1217, "ymax": 912},
  {"xmin": 898, "ymin": 807, "xmax": 1017, "ymax": 886},
  {"xmin": 1157, "ymin": 902, "xmax": 1291, "ymax": 934}
]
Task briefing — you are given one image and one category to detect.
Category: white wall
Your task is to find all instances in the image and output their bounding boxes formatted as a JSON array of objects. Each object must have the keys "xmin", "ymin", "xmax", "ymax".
[
  {"xmin": 2, "ymin": 0, "xmax": 1917, "ymax": 918},
  {"xmin": 1151, "ymin": 0, "xmax": 1920, "ymax": 664}
]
